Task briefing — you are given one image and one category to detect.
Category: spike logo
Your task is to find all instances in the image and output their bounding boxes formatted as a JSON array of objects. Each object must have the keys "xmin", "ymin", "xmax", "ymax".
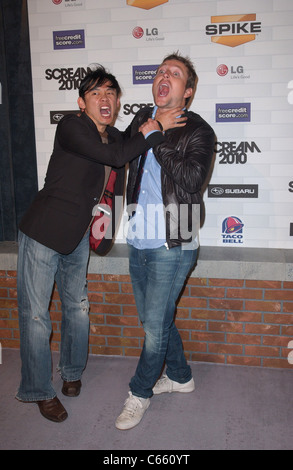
[
  {"xmin": 206, "ymin": 14, "xmax": 261, "ymax": 47},
  {"xmin": 127, "ymin": 0, "xmax": 168, "ymax": 10}
]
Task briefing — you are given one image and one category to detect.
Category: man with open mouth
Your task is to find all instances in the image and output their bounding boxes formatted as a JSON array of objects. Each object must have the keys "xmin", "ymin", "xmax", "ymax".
[
  {"xmin": 115, "ymin": 53, "xmax": 216, "ymax": 430},
  {"xmin": 15, "ymin": 65, "xmax": 180, "ymax": 423}
]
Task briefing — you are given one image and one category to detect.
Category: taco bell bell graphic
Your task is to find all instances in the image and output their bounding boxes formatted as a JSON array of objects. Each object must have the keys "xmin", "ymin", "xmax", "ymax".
[{"xmin": 222, "ymin": 216, "xmax": 244, "ymax": 244}]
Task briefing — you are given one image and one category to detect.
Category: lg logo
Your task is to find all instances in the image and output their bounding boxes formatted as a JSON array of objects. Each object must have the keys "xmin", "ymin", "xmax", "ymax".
[
  {"xmin": 132, "ymin": 26, "xmax": 159, "ymax": 39},
  {"xmin": 217, "ymin": 64, "xmax": 244, "ymax": 76},
  {"xmin": 132, "ymin": 26, "xmax": 144, "ymax": 39}
]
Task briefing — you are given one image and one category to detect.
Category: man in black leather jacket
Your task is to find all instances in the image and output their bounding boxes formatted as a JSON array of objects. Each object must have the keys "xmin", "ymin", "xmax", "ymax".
[{"xmin": 115, "ymin": 53, "xmax": 215, "ymax": 430}]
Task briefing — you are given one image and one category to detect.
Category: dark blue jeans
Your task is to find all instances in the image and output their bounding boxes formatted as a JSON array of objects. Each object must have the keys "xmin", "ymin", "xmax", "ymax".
[
  {"xmin": 128, "ymin": 244, "xmax": 198, "ymax": 399},
  {"xmin": 16, "ymin": 231, "xmax": 90, "ymax": 402}
]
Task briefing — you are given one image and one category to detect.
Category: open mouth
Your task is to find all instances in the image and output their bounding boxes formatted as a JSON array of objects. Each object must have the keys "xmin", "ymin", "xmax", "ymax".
[
  {"xmin": 100, "ymin": 106, "xmax": 111, "ymax": 117},
  {"xmin": 158, "ymin": 83, "xmax": 170, "ymax": 97}
]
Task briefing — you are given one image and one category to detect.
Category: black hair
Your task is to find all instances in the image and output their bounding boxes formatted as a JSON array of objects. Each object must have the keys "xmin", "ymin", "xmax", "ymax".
[{"xmin": 79, "ymin": 64, "xmax": 121, "ymax": 99}]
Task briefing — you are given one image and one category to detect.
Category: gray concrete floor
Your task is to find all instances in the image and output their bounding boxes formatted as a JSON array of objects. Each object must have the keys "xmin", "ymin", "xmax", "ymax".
[{"xmin": 1, "ymin": 348, "xmax": 293, "ymax": 451}]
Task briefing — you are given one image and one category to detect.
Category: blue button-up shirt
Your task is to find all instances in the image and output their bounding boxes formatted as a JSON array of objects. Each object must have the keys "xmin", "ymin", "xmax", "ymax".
[{"xmin": 127, "ymin": 107, "xmax": 166, "ymax": 249}]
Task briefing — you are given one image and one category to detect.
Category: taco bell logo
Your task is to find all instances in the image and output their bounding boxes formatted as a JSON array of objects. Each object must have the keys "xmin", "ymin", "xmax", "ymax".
[{"xmin": 222, "ymin": 216, "xmax": 244, "ymax": 244}]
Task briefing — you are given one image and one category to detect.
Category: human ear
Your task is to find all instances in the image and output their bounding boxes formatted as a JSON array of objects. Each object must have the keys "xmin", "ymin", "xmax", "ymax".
[
  {"xmin": 184, "ymin": 88, "xmax": 193, "ymax": 99},
  {"xmin": 77, "ymin": 96, "xmax": 86, "ymax": 111}
]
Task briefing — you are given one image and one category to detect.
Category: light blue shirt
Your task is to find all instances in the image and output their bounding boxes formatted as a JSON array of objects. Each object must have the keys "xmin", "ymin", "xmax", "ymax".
[{"xmin": 127, "ymin": 106, "xmax": 166, "ymax": 249}]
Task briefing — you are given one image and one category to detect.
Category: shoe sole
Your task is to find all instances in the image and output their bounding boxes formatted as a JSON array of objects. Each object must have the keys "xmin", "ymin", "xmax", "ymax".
[
  {"xmin": 62, "ymin": 389, "xmax": 81, "ymax": 397},
  {"xmin": 153, "ymin": 380, "xmax": 195, "ymax": 395},
  {"xmin": 153, "ymin": 387, "xmax": 195, "ymax": 395},
  {"xmin": 39, "ymin": 408, "xmax": 68, "ymax": 422}
]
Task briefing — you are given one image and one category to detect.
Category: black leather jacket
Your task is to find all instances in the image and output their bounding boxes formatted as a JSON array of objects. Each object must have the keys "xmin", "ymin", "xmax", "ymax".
[{"xmin": 125, "ymin": 107, "xmax": 215, "ymax": 249}]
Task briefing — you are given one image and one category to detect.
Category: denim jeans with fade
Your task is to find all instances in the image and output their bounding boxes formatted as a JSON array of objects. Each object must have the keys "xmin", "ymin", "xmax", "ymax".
[
  {"xmin": 128, "ymin": 244, "xmax": 198, "ymax": 399},
  {"xmin": 16, "ymin": 231, "xmax": 90, "ymax": 402}
]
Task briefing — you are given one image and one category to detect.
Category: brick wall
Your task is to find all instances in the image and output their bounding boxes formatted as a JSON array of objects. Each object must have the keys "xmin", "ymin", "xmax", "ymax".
[{"xmin": 1, "ymin": 269, "xmax": 293, "ymax": 369}]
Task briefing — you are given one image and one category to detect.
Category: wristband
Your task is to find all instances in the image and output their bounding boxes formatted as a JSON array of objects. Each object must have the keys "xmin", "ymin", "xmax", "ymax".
[{"xmin": 156, "ymin": 120, "xmax": 164, "ymax": 132}]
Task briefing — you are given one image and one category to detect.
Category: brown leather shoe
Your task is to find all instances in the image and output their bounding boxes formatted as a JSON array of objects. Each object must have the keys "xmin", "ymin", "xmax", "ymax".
[
  {"xmin": 62, "ymin": 380, "xmax": 82, "ymax": 397},
  {"xmin": 37, "ymin": 397, "xmax": 68, "ymax": 422}
]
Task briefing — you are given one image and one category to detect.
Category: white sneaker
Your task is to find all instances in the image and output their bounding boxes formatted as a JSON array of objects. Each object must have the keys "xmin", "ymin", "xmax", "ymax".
[
  {"xmin": 153, "ymin": 374, "xmax": 195, "ymax": 395},
  {"xmin": 115, "ymin": 392, "xmax": 150, "ymax": 430}
]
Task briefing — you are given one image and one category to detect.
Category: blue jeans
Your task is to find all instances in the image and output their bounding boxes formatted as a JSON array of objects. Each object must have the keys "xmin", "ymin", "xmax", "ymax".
[
  {"xmin": 16, "ymin": 231, "xmax": 90, "ymax": 402},
  {"xmin": 128, "ymin": 244, "xmax": 198, "ymax": 399}
]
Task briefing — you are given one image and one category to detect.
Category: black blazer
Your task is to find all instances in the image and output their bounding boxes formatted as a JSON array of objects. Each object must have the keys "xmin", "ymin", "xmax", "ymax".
[{"xmin": 19, "ymin": 112, "xmax": 163, "ymax": 255}]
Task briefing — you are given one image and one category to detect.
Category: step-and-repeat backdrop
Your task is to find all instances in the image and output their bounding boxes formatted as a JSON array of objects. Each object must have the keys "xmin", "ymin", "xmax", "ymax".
[{"xmin": 27, "ymin": 0, "xmax": 293, "ymax": 249}]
